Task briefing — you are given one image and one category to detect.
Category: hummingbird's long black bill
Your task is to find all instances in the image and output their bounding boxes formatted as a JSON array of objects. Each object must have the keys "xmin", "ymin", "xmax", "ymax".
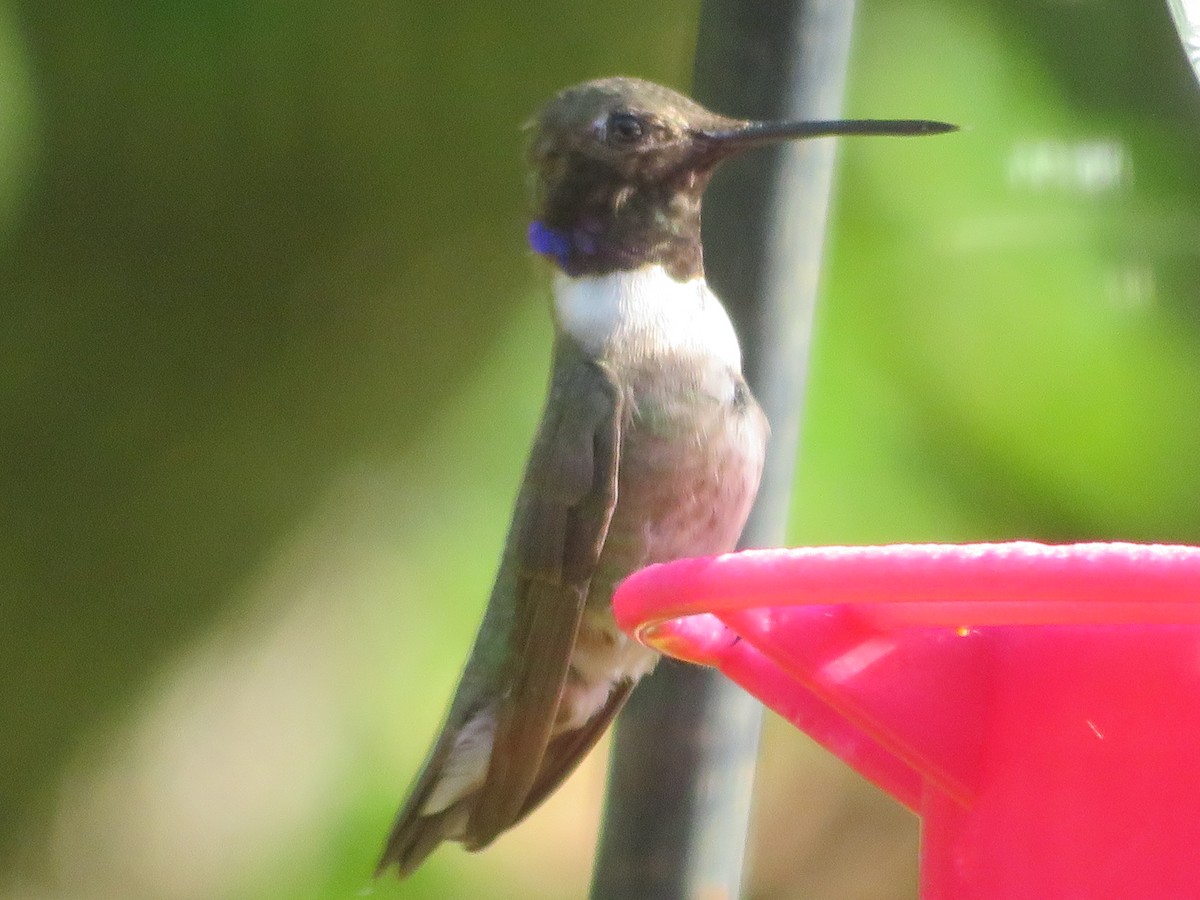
[{"xmin": 696, "ymin": 117, "xmax": 957, "ymax": 159}]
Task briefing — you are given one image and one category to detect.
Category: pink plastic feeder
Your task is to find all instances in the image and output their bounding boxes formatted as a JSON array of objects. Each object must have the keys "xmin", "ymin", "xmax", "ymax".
[{"xmin": 612, "ymin": 542, "xmax": 1200, "ymax": 898}]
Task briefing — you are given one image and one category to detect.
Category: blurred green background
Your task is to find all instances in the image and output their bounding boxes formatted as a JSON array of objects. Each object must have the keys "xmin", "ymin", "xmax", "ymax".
[{"xmin": 3, "ymin": 0, "xmax": 1200, "ymax": 898}]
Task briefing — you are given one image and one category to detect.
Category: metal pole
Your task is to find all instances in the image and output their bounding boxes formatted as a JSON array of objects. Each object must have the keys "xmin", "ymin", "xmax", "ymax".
[{"xmin": 590, "ymin": 2, "xmax": 859, "ymax": 897}]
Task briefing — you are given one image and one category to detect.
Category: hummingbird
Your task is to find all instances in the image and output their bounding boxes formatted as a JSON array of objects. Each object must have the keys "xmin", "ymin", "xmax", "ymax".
[{"xmin": 377, "ymin": 76, "xmax": 954, "ymax": 877}]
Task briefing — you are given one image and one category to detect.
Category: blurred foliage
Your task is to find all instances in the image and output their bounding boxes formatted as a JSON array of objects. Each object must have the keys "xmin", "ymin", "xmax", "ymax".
[{"xmin": 2, "ymin": 0, "xmax": 1200, "ymax": 898}]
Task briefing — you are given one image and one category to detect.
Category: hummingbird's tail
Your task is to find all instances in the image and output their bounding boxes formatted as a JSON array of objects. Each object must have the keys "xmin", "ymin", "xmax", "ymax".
[
  {"xmin": 376, "ymin": 800, "xmax": 469, "ymax": 878},
  {"xmin": 375, "ymin": 680, "xmax": 637, "ymax": 878},
  {"xmin": 376, "ymin": 705, "xmax": 495, "ymax": 877}
]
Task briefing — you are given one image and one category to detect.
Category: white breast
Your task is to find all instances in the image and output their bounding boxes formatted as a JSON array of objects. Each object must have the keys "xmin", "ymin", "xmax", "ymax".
[{"xmin": 553, "ymin": 265, "xmax": 744, "ymax": 373}]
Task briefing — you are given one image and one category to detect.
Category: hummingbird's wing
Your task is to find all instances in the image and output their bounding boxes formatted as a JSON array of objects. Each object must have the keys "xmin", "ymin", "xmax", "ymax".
[
  {"xmin": 464, "ymin": 346, "xmax": 622, "ymax": 845},
  {"xmin": 378, "ymin": 342, "xmax": 622, "ymax": 874}
]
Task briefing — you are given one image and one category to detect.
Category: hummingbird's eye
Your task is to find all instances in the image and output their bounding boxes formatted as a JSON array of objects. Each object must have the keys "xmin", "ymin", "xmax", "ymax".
[{"xmin": 606, "ymin": 112, "xmax": 646, "ymax": 145}]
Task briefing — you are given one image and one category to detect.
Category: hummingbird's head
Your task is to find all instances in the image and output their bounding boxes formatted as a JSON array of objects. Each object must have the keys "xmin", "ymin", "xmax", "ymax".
[
  {"xmin": 525, "ymin": 77, "xmax": 955, "ymax": 281},
  {"xmin": 526, "ymin": 77, "xmax": 741, "ymax": 281},
  {"xmin": 529, "ymin": 78, "xmax": 741, "ymax": 196}
]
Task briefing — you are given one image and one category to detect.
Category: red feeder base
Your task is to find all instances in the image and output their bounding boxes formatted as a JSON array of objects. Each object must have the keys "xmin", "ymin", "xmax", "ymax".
[{"xmin": 613, "ymin": 542, "xmax": 1200, "ymax": 899}]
